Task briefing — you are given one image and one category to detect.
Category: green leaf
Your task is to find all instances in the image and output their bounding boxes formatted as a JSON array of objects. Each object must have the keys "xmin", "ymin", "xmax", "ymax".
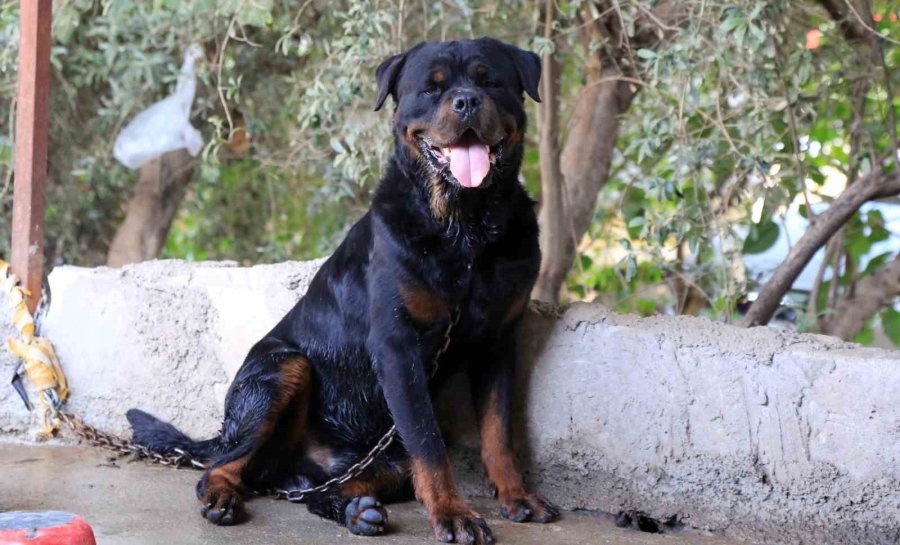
[
  {"xmin": 636, "ymin": 299, "xmax": 657, "ymax": 317},
  {"xmin": 720, "ymin": 16, "xmax": 746, "ymax": 34},
  {"xmin": 845, "ymin": 231, "xmax": 873, "ymax": 260},
  {"xmin": 809, "ymin": 169, "xmax": 826, "ymax": 186},
  {"xmin": 864, "ymin": 252, "xmax": 892, "ymax": 274},
  {"xmin": 579, "ymin": 254, "xmax": 593, "ymax": 270},
  {"xmin": 882, "ymin": 308, "xmax": 900, "ymax": 347},
  {"xmin": 743, "ymin": 220, "xmax": 779, "ymax": 254},
  {"xmin": 854, "ymin": 328, "xmax": 874, "ymax": 346}
]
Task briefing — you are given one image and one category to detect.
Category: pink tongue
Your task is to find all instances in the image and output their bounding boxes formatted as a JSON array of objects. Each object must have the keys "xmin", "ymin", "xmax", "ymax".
[{"xmin": 448, "ymin": 133, "xmax": 490, "ymax": 188}]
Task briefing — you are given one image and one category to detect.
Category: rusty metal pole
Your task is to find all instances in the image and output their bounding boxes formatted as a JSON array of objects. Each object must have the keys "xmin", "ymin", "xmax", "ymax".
[{"xmin": 11, "ymin": 0, "xmax": 52, "ymax": 314}]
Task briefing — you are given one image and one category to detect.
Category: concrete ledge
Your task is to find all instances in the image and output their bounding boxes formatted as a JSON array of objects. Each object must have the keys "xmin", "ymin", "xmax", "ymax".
[
  {"xmin": 1, "ymin": 260, "xmax": 898, "ymax": 545},
  {"xmin": 505, "ymin": 307, "xmax": 899, "ymax": 545}
]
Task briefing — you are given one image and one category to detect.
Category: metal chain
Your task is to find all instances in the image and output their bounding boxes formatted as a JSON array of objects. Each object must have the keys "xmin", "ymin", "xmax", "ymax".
[
  {"xmin": 270, "ymin": 422, "xmax": 399, "ymax": 502},
  {"xmin": 267, "ymin": 307, "xmax": 460, "ymax": 502},
  {"xmin": 58, "ymin": 307, "xmax": 461, "ymax": 503},
  {"xmin": 58, "ymin": 411, "xmax": 206, "ymax": 469}
]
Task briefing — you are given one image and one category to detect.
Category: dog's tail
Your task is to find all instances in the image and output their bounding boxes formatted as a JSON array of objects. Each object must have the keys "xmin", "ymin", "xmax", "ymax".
[{"xmin": 126, "ymin": 408, "xmax": 221, "ymax": 461}]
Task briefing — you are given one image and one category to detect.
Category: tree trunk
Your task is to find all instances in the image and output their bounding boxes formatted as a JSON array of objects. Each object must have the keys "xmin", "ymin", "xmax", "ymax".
[
  {"xmin": 107, "ymin": 150, "xmax": 195, "ymax": 267},
  {"xmin": 531, "ymin": 1, "xmax": 681, "ymax": 303},
  {"xmin": 532, "ymin": 18, "xmax": 638, "ymax": 302},
  {"xmin": 533, "ymin": 61, "xmax": 636, "ymax": 302},
  {"xmin": 562, "ymin": 62, "xmax": 637, "ymax": 252},
  {"xmin": 532, "ymin": 3, "xmax": 568, "ymax": 303},
  {"xmin": 741, "ymin": 170, "xmax": 900, "ymax": 327},
  {"xmin": 820, "ymin": 254, "xmax": 900, "ymax": 340}
]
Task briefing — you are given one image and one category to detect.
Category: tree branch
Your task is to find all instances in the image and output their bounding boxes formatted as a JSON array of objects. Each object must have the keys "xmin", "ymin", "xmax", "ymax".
[
  {"xmin": 820, "ymin": 253, "xmax": 900, "ymax": 340},
  {"xmin": 107, "ymin": 150, "xmax": 196, "ymax": 267},
  {"xmin": 741, "ymin": 170, "xmax": 900, "ymax": 326},
  {"xmin": 747, "ymin": 1, "xmax": 900, "ymax": 328}
]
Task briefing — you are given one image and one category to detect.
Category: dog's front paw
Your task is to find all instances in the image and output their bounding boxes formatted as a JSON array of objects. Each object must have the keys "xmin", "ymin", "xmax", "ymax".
[
  {"xmin": 430, "ymin": 510, "xmax": 495, "ymax": 544},
  {"xmin": 345, "ymin": 496, "xmax": 388, "ymax": 536},
  {"xmin": 198, "ymin": 485, "xmax": 245, "ymax": 526},
  {"xmin": 499, "ymin": 493, "xmax": 559, "ymax": 524}
]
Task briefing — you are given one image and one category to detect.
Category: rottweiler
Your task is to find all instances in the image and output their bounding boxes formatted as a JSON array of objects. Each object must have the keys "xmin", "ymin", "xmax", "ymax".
[{"xmin": 127, "ymin": 37, "xmax": 557, "ymax": 544}]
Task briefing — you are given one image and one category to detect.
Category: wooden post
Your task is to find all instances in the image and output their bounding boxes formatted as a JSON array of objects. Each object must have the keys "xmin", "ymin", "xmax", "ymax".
[{"xmin": 12, "ymin": 0, "xmax": 52, "ymax": 314}]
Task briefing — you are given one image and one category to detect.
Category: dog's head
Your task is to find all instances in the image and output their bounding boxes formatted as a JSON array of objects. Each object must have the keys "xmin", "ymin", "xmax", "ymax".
[{"xmin": 375, "ymin": 38, "xmax": 540, "ymax": 215}]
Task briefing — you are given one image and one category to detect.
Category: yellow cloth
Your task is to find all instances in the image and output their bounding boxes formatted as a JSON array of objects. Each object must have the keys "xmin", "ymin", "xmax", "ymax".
[{"xmin": 1, "ymin": 260, "xmax": 68, "ymax": 437}]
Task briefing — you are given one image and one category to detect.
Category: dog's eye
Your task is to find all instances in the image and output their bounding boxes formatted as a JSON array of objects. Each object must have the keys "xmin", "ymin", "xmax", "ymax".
[
  {"xmin": 481, "ymin": 79, "xmax": 501, "ymax": 88},
  {"xmin": 422, "ymin": 86, "xmax": 439, "ymax": 96}
]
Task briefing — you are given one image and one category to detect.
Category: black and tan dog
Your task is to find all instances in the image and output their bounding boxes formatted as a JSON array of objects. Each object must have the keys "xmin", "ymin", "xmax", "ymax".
[{"xmin": 127, "ymin": 37, "xmax": 557, "ymax": 544}]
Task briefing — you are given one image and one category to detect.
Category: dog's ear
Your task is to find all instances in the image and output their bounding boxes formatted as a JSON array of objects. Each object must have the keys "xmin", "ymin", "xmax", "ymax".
[
  {"xmin": 506, "ymin": 45, "xmax": 541, "ymax": 102},
  {"xmin": 374, "ymin": 52, "xmax": 407, "ymax": 111}
]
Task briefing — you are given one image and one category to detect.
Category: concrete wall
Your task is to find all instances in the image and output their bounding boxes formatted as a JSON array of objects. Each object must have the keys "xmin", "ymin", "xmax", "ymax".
[{"xmin": 0, "ymin": 260, "xmax": 898, "ymax": 545}]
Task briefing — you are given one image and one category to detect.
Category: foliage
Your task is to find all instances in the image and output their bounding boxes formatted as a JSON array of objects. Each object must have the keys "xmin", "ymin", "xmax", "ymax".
[
  {"xmin": 0, "ymin": 0, "xmax": 898, "ymax": 345},
  {"xmin": 562, "ymin": 0, "xmax": 899, "ymax": 337},
  {"xmin": 0, "ymin": 0, "xmax": 533, "ymax": 265}
]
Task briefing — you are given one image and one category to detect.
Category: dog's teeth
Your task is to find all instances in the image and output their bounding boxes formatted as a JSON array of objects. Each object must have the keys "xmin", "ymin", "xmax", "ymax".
[{"xmin": 442, "ymin": 147, "xmax": 451, "ymax": 156}]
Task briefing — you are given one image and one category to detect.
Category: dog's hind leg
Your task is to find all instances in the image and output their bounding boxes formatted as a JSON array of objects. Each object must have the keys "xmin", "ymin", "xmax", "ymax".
[{"xmin": 197, "ymin": 352, "xmax": 312, "ymax": 525}]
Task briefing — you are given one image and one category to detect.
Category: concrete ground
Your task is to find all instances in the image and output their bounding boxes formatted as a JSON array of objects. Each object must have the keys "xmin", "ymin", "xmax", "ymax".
[{"xmin": 0, "ymin": 444, "xmax": 748, "ymax": 545}]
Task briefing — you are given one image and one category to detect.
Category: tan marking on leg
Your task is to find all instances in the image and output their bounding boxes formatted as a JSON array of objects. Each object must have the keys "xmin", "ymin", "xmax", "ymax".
[
  {"xmin": 341, "ymin": 465, "xmax": 410, "ymax": 499},
  {"xmin": 479, "ymin": 390, "xmax": 556, "ymax": 522},
  {"xmin": 208, "ymin": 356, "xmax": 311, "ymax": 507},
  {"xmin": 479, "ymin": 390, "xmax": 527, "ymax": 503},
  {"xmin": 411, "ymin": 457, "xmax": 474, "ymax": 519},
  {"xmin": 204, "ymin": 455, "xmax": 250, "ymax": 500},
  {"xmin": 261, "ymin": 357, "xmax": 311, "ymax": 443},
  {"xmin": 342, "ymin": 479, "xmax": 377, "ymax": 498}
]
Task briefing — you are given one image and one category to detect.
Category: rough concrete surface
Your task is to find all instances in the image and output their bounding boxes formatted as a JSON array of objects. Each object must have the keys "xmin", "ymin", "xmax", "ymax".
[
  {"xmin": 0, "ymin": 260, "xmax": 324, "ymax": 441},
  {"xmin": 0, "ymin": 444, "xmax": 745, "ymax": 545},
  {"xmin": 505, "ymin": 307, "xmax": 900, "ymax": 545},
  {"xmin": 0, "ymin": 259, "xmax": 898, "ymax": 545}
]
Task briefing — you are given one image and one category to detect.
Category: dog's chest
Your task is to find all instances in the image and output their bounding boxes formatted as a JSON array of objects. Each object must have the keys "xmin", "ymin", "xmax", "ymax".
[
  {"xmin": 415, "ymin": 236, "xmax": 500, "ymax": 304},
  {"xmin": 422, "ymin": 250, "xmax": 515, "ymax": 336}
]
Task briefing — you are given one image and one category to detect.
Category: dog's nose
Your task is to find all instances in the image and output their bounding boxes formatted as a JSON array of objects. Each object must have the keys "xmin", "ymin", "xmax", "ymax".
[{"xmin": 451, "ymin": 91, "xmax": 480, "ymax": 117}]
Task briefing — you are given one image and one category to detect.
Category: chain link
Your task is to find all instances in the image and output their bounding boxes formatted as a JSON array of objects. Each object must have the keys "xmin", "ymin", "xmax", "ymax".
[
  {"xmin": 272, "ymin": 422, "xmax": 399, "ymax": 502},
  {"xmin": 59, "ymin": 307, "xmax": 461, "ymax": 503},
  {"xmin": 59, "ymin": 411, "xmax": 206, "ymax": 469}
]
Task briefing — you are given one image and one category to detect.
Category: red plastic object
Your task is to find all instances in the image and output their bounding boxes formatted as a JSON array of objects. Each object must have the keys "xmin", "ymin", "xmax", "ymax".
[{"xmin": 0, "ymin": 511, "xmax": 95, "ymax": 545}]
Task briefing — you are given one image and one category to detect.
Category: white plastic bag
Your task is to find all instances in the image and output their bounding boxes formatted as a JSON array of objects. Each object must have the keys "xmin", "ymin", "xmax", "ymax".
[{"xmin": 113, "ymin": 46, "xmax": 204, "ymax": 170}]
